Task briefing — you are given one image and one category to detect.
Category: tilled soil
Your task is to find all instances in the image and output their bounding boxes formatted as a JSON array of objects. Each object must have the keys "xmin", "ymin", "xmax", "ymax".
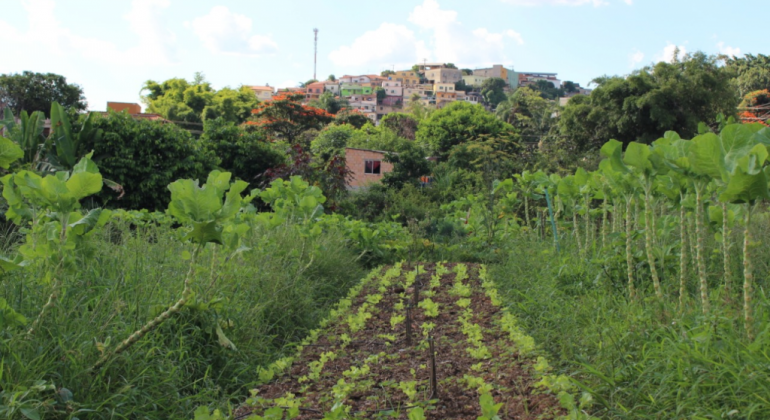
[{"xmin": 234, "ymin": 263, "xmax": 563, "ymax": 419}]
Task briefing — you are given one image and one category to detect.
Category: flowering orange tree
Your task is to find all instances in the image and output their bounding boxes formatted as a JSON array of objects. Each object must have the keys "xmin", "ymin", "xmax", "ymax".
[
  {"xmin": 739, "ymin": 89, "xmax": 770, "ymax": 126},
  {"xmin": 246, "ymin": 92, "xmax": 334, "ymax": 143}
]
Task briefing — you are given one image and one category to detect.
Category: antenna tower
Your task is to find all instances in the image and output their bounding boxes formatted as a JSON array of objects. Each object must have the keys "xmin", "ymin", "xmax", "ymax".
[{"xmin": 313, "ymin": 28, "xmax": 319, "ymax": 81}]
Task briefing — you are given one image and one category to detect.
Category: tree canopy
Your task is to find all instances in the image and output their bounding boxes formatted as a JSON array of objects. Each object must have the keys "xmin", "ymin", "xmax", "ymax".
[
  {"xmin": 480, "ymin": 78, "xmax": 508, "ymax": 109},
  {"xmin": 0, "ymin": 71, "xmax": 86, "ymax": 117},
  {"xmin": 496, "ymin": 87, "xmax": 557, "ymax": 143},
  {"xmin": 247, "ymin": 92, "xmax": 334, "ymax": 143},
  {"xmin": 559, "ymin": 52, "xmax": 738, "ymax": 150},
  {"xmin": 141, "ymin": 76, "xmax": 259, "ymax": 125},
  {"xmin": 416, "ymin": 101, "xmax": 515, "ymax": 159}
]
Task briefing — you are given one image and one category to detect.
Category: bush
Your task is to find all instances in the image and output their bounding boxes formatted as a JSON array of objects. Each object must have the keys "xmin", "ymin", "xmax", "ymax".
[
  {"xmin": 200, "ymin": 118, "xmax": 285, "ymax": 183},
  {"xmin": 81, "ymin": 111, "xmax": 216, "ymax": 211}
]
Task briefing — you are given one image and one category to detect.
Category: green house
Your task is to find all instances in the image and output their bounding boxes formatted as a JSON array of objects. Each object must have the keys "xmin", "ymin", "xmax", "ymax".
[{"xmin": 340, "ymin": 84, "xmax": 373, "ymax": 97}]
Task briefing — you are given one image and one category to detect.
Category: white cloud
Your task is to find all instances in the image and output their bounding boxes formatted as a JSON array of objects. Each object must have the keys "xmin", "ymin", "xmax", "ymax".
[
  {"xmin": 330, "ymin": 0, "xmax": 524, "ymax": 71},
  {"xmin": 190, "ymin": 6, "xmax": 278, "ymax": 56},
  {"xmin": 716, "ymin": 41, "xmax": 742, "ymax": 58},
  {"xmin": 408, "ymin": 0, "xmax": 523, "ymax": 66},
  {"xmin": 329, "ymin": 23, "xmax": 428, "ymax": 69},
  {"xmin": 657, "ymin": 43, "xmax": 687, "ymax": 63},
  {"xmin": 629, "ymin": 50, "xmax": 644, "ymax": 67},
  {"xmin": 0, "ymin": 0, "xmax": 177, "ymax": 66}
]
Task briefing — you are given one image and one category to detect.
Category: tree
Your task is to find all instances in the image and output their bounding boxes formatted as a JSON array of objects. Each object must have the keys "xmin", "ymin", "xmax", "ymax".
[
  {"xmin": 416, "ymin": 101, "xmax": 515, "ymax": 159},
  {"xmin": 412, "ymin": 64, "xmax": 423, "ymax": 74},
  {"xmin": 78, "ymin": 111, "xmax": 216, "ymax": 211},
  {"xmin": 562, "ymin": 81, "xmax": 578, "ymax": 94},
  {"xmin": 310, "ymin": 124, "xmax": 363, "ymax": 160},
  {"xmin": 455, "ymin": 79, "xmax": 473, "ymax": 93},
  {"xmin": 380, "ymin": 113, "xmax": 419, "ymax": 140},
  {"xmin": 723, "ymin": 53, "xmax": 770, "ymax": 96},
  {"xmin": 301, "ymin": 79, "xmax": 319, "ymax": 88},
  {"xmin": 334, "ymin": 109, "xmax": 370, "ymax": 129},
  {"xmin": 142, "ymin": 76, "xmax": 259, "ymax": 125},
  {"xmin": 530, "ymin": 79, "xmax": 562, "ymax": 100},
  {"xmin": 200, "ymin": 118, "xmax": 285, "ymax": 183},
  {"xmin": 327, "ymin": 74, "xmax": 337, "ymax": 82},
  {"xmin": 247, "ymin": 92, "xmax": 334, "ymax": 143},
  {"xmin": 309, "ymin": 92, "xmax": 348, "ymax": 115},
  {"xmin": 381, "ymin": 70, "xmax": 395, "ymax": 77},
  {"xmin": 375, "ymin": 87, "xmax": 387, "ymax": 104},
  {"xmin": 444, "ymin": 63, "xmax": 458, "ymax": 69},
  {"xmin": 383, "ymin": 141, "xmax": 431, "ymax": 189},
  {"xmin": 0, "ymin": 71, "xmax": 86, "ymax": 117},
  {"xmin": 480, "ymin": 78, "xmax": 508, "ymax": 109},
  {"xmin": 559, "ymin": 52, "xmax": 738, "ymax": 150},
  {"xmin": 461, "ymin": 69, "xmax": 473, "ymax": 76},
  {"xmin": 496, "ymin": 87, "xmax": 557, "ymax": 143}
]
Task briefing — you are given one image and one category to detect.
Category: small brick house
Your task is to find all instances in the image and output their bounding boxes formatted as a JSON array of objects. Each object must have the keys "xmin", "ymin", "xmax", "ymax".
[{"xmin": 345, "ymin": 147, "xmax": 394, "ymax": 189}]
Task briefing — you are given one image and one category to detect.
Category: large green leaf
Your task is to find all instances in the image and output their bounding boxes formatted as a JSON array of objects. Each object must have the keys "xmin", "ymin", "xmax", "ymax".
[
  {"xmin": 600, "ymin": 139, "xmax": 628, "ymax": 173},
  {"xmin": 185, "ymin": 221, "xmax": 223, "ymax": 245},
  {"xmin": 168, "ymin": 179, "xmax": 222, "ymax": 223},
  {"xmin": 0, "ymin": 136, "xmax": 24, "ymax": 169},
  {"xmin": 219, "ymin": 180, "xmax": 248, "ymax": 220},
  {"xmin": 688, "ymin": 132, "xmax": 724, "ymax": 180},
  {"xmin": 66, "ymin": 172, "xmax": 103, "ymax": 200},
  {"xmin": 719, "ymin": 166, "xmax": 770, "ymax": 204},
  {"xmin": 50, "ymin": 101, "xmax": 76, "ymax": 169},
  {"xmin": 623, "ymin": 142, "xmax": 652, "ymax": 171}
]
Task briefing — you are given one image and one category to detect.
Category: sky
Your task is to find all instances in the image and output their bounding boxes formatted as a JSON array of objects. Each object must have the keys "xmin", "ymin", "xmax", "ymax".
[{"xmin": 0, "ymin": 0, "xmax": 762, "ymax": 111}]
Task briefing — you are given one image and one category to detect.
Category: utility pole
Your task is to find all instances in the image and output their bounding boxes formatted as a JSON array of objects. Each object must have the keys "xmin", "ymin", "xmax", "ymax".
[{"xmin": 313, "ymin": 28, "xmax": 319, "ymax": 81}]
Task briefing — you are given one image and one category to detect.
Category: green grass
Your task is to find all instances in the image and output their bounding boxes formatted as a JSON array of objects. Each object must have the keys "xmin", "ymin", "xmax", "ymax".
[
  {"xmin": 489, "ymin": 232, "xmax": 770, "ymax": 419},
  {"xmin": 0, "ymin": 220, "xmax": 366, "ymax": 419}
]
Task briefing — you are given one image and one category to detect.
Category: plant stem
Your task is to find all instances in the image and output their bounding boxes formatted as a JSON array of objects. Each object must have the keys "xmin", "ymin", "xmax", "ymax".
[
  {"xmin": 721, "ymin": 201, "xmax": 732, "ymax": 301},
  {"xmin": 625, "ymin": 196, "xmax": 636, "ymax": 300},
  {"xmin": 601, "ymin": 196, "xmax": 608, "ymax": 250},
  {"xmin": 524, "ymin": 195, "xmax": 530, "ymax": 231},
  {"xmin": 679, "ymin": 199, "xmax": 687, "ymax": 309},
  {"xmin": 573, "ymin": 211, "xmax": 582, "ymax": 255},
  {"xmin": 644, "ymin": 186, "xmax": 663, "ymax": 300},
  {"xmin": 694, "ymin": 183, "xmax": 709, "ymax": 315},
  {"xmin": 92, "ymin": 245, "xmax": 201, "ymax": 370},
  {"xmin": 584, "ymin": 195, "xmax": 591, "ymax": 254},
  {"xmin": 743, "ymin": 204, "xmax": 754, "ymax": 341}
]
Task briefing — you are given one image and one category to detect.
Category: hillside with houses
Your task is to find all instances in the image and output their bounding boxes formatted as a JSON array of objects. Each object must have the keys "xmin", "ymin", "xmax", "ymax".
[{"xmin": 246, "ymin": 63, "xmax": 591, "ymax": 124}]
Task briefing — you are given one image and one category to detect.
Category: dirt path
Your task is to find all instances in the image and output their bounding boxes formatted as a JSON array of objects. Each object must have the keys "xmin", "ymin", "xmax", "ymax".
[{"xmin": 234, "ymin": 263, "xmax": 564, "ymax": 420}]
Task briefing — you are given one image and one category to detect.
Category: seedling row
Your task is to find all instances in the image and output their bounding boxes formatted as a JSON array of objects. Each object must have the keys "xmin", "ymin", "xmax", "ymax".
[{"xmin": 234, "ymin": 263, "xmax": 584, "ymax": 419}]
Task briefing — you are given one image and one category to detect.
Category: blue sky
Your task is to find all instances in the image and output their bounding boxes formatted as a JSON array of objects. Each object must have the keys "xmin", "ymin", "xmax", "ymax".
[{"xmin": 0, "ymin": 0, "xmax": 761, "ymax": 111}]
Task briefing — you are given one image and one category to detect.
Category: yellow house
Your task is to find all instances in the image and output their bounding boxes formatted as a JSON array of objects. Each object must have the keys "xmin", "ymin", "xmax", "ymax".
[
  {"xmin": 462, "ymin": 75, "xmax": 488, "ymax": 87},
  {"xmin": 433, "ymin": 82, "xmax": 455, "ymax": 93},
  {"xmin": 247, "ymin": 85, "xmax": 275, "ymax": 102},
  {"xmin": 389, "ymin": 70, "xmax": 420, "ymax": 86}
]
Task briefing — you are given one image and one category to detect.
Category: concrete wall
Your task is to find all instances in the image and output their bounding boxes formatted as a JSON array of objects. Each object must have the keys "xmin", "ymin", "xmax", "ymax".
[{"xmin": 346, "ymin": 148, "xmax": 394, "ymax": 189}]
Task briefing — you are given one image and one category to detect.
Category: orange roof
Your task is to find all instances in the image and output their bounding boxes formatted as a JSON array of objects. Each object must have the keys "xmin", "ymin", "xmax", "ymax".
[
  {"xmin": 247, "ymin": 86, "xmax": 274, "ymax": 92},
  {"xmin": 307, "ymin": 82, "xmax": 326, "ymax": 89}
]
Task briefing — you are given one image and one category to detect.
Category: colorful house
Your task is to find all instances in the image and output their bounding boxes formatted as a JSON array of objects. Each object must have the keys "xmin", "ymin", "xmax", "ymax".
[
  {"xmin": 305, "ymin": 82, "xmax": 326, "ymax": 100},
  {"xmin": 345, "ymin": 147, "xmax": 395, "ymax": 189},
  {"xmin": 382, "ymin": 80, "xmax": 403, "ymax": 97},
  {"xmin": 341, "ymin": 84, "xmax": 373, "ymax": 97},
  {"xmin": 462, "ymin": 75, "xmax": 488, "ymax": 87},
  {"xmin": 433, "ymin": 83, "xmax": 456, "ymax": 93},
  {"xmin": 247, "ymin": 85, "xmax": 275, "ymax": 102},
  {"xmin": 474, "ymin": 65, "xmax": 518, "ymax": 88},
  {"xmin": 389, "ymin": 70, "xmax": 421, "ymax": 86}
]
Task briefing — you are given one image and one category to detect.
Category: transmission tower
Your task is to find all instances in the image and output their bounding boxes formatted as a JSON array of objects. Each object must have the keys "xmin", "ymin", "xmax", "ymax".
[{"xmin": 313, "ymin": 28, "xmax": 319, "ymax": 81}]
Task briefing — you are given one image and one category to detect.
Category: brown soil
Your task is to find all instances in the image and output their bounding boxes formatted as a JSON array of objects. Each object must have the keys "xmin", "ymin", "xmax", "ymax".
[{"xmin": 234, "ymin": 263, "xmax": 563, "ymax": 420}]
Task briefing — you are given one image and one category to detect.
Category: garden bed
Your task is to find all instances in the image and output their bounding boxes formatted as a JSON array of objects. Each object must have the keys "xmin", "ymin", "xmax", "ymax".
[{"xmin": 234, "ymin": 263, "xmax": 567, "ymax": 419}]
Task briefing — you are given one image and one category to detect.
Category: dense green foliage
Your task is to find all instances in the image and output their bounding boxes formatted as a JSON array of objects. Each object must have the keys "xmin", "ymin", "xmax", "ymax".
[
  {"xmin": 0, "ymin": 71, "xmax": 86, "ymax": 117},
  {"xmin": 416, "ymin": 101, "xmax": 515, "ymax": 159},
  {"xmin": 141, "ymin": 74, "xmax": 260, "ymax": 125},
  {"xmin": 480, "ymin": 77, "xmax": 508, "ymax": 109},
  {"xmin": 559, "ymin": 52, "xmax": 738, "ymax": 151},
  {"xmin": 82, "ymin": 111, "xmax": 215, "ymax": 210},
  {"xmin": 200, "ymin": 118, "xmax": 285, "ymax": 183}
]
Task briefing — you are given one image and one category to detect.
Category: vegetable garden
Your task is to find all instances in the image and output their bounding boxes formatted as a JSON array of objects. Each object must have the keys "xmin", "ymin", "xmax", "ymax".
[{"xmin": 229, "ymin": 263, "xmax": 576, "ymax": 420}]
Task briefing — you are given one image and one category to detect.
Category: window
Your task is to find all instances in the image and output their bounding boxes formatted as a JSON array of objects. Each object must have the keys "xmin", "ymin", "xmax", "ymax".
[{"xmin": 364, "ymin": 160, "xmax": 381, "ymax": 174}]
